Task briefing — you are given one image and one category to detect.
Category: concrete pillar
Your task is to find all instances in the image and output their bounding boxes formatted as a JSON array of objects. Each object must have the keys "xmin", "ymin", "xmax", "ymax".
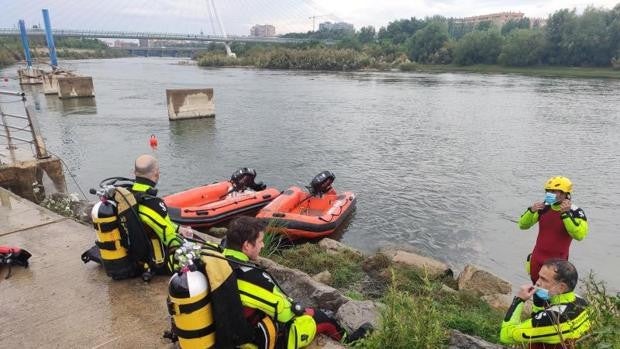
[
  {"xmin": 0, "ymin": 157, "xmax": 66, "ymax": 203},
  {"xmin": 166, "ymin": 88, "xmax": 215, "ymax": 120},
  {"xmin": 42, "ymin": 72, "xmax": 59, "ymax": 94},
  {"xmin": 18, "ymin": 68, "xmax": 44, "ymax": 85},
  {"xmin": 57, "ymin": 76, "xmax": 95, "ymax": 99}
]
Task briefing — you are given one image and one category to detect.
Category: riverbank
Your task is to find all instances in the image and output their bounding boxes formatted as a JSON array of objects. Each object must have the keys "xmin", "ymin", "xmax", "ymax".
[{"xmin": 407, "ymin": 64, "xmax": 620, "ymax": 79}]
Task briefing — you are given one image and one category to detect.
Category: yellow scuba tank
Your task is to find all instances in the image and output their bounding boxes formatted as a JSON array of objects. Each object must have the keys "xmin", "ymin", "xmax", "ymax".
[
  {"xmin": 91, "ymin": 196, "xmax": 136, "ymax": 280},
  {"xmin": 167, "ymin": 244, "xmax": 216, "ymax": 349}
]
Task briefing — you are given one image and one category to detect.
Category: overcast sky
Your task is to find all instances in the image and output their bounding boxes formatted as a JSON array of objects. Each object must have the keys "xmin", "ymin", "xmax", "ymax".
[{"xmin": 1, "ymin": 0, "xmax": 618, "ymax": 35}]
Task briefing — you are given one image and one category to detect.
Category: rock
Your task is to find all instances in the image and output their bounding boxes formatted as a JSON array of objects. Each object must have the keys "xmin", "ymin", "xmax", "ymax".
[
  {"xmin": 307, "ymin": 334, "xmax": 346, "ymax": 349},
  {"xmin": 457, "ymin": 265, "xmax": 512, "ymax": 296},
  {"xmin": 313, "ymin": 270, "xmax": 332, "ymax": 285},
  {"xmin": 258, "ymin": 258, "xmax": 348, "ymax": 311},
  {"xmin": 334, "ymin": 300, "xmax": 381, "ymax": 333},
  {"xmin": 381, "ymin": 249, "xmax": 453, "ymax": 279},
  {"xmin": 207, "ymin": 227, "xmax": 228, "ymax": 238},
  {"xmin": 448, "ymin": 330, "xmax": 507, "ymax": 349},
  {"xmin": 318, "ymin": 238, "xmax": 362, "ymax": 256},
  {"xmin": 481, "ymin": 293, "xmax": 514, "ymax": 312},
  {"xmin": 441, "ymin": 284, "xmax": 458, "ymax": 294}
]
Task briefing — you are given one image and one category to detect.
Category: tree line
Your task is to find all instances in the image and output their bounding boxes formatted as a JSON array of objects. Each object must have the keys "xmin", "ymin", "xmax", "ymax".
[{"xmin": 283, "ymin": 4, "xmax": 620, "ymax": 68}]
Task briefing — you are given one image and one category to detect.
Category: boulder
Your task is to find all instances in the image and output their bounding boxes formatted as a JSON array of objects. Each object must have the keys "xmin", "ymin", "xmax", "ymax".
[
  {"xmin": 457, "ymin": 265, "xmax": 511, "ymax": 296},
  {"xmin": 448, "ymin": 330, "xmax": 507, "ymax": 349},
  {"xmin": 207, "ymin": 227, "xmax": 228, "ymax": 238},
  {"xmin": 312, "ymin": 270, "xmax": 332, "ymax": 285},
  {"xmin": 258, "ymin": 258, "xmax": 348, "ymax": 311},
  {"xmin": 334, "ymin": 300, "xmax": 381, "ymax": 333},
  {"xmin": 481, "ymin": 293, "xmax": 514, "ymax": 312},
  {"xmin": 318, "ymin": 238, "xmax": 362, "ymax": 256},
  {"xmin": 381, "ymin": 249, "xmax": 453, "ymax": 279},
  {"xmin": 441, "ymin": 284, "xmax": 458, "ymax": 294}
]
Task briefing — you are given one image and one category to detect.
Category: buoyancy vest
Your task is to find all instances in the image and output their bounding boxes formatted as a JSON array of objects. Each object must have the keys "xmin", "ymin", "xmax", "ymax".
[{"xmin": 530, "ymin": 207, "xmax": 572, "ymax": 281}]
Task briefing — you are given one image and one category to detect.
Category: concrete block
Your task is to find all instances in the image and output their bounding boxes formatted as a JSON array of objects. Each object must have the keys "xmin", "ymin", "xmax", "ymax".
[
  {"xmin": 42, "ymin": 73, "xmax": 59, "ymax": 94},
  {"xmin": 166, "ymin": 88, "xmax": 215, "ymax": 120},
  {"xmin": 17, "ymin": 68, "xmax": 44, "ymax": 85},
  {"xmin": 57, "ymin": 76, "xmax": 95, "ymax": 99}
]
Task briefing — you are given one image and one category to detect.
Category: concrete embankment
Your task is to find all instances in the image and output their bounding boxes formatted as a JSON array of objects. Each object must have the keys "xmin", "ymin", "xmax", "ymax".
[{"xmin": 0, "ymin": 187, "xmax": 174, "ymax": 348}]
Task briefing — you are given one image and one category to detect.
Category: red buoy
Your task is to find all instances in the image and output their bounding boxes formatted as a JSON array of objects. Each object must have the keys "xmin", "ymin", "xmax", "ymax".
[{"xmin": 149, "ymin": 134, "xmax": 158, "ymax": 150}]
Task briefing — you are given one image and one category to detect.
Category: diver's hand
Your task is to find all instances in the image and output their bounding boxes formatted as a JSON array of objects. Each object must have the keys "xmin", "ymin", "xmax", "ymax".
[
  {"xmin": 559, "ymin": 200, "xmax": 572, "ymax": 213},
  {"xmin": 517, "ymin": 284, "xmax": 536, "ymax": 301},
  {"xmin": 530, "ymin": 202, "xmax": 545, "ymax": 212},
  {"xmin": 179, "ymin": 225, "xmax": 194, "ymax": 238}
]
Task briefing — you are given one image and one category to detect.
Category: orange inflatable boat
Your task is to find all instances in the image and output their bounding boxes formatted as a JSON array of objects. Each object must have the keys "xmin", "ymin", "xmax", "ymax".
[
  {"xmin": 164, "ymin": 168, "xmax": 280, "ymax": 228},
  {"xmin": 256, "ymin": 171, "xmax": 356, "ymax": 239}
]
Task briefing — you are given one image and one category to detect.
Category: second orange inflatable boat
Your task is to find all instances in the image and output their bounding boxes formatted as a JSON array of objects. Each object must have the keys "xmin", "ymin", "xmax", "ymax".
[{"xmin": 256, "ymin": 171, "xmax": 356, "ymax": 239}]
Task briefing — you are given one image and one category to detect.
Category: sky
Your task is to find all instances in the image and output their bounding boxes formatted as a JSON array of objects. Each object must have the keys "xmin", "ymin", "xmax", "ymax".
[{"xmin": 0, "ymin": 0, "xmax": 618, "ymax": 36}]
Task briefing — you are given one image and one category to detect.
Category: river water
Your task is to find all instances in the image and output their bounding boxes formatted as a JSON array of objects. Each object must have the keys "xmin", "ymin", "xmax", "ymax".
[{"xmin": 2, "ymin": 58, "xmax": 619, "ymax": 291}]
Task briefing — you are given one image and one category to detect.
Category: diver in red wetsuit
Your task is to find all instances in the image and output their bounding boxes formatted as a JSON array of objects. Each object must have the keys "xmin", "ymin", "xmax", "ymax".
[{"xmin": 518, "ymin": 176, "xmax": 588, "ymax": 284}]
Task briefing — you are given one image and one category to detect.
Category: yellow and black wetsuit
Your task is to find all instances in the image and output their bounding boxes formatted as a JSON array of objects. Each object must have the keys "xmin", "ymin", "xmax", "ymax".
[
  {"xmin": 518, "ymin": 203, "xmax": 588, "ymax": 283},
  {"xmin": 131, "ymin": 177, "xmax": 182, "ymax": 273},
  {"xmin": 500, "ymin": 291, "xmax": 590, "ymax": 348}
]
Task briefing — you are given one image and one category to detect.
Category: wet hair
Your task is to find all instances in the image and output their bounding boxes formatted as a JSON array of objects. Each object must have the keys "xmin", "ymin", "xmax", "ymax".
[
  {"xmin": 226, "ymin": 216, "xmax": 267, "ymax": 251},
  {"xmin": 543, "ymin": 259, "xmax": 578, "ymax": 291}
]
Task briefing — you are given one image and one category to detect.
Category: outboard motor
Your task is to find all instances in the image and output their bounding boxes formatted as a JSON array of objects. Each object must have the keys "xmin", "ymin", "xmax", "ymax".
[
  {"xmin": 307, "ymin": 171, "xmax": 336, "ymax": 196},
  {"xmin": 230, "ymin": 168, "xmax": 266, "ymax": 192}
]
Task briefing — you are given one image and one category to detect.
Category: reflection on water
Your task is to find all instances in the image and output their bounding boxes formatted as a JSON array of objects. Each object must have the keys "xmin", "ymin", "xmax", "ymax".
[{"xmin": 1, "ymin": 58, "xmax": 619, "ymax": 291}]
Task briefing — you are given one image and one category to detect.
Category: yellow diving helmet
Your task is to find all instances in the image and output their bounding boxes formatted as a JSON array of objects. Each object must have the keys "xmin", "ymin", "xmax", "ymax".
[{"xmin": 544, "ymin": 176, "xmax": 572, "ymax": 193}]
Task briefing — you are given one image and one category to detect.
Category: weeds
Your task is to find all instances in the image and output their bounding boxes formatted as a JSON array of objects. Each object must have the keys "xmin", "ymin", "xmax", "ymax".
[
  {"xmin": 355, "ymin": 270, "xmax": 447, "ymax": 349},
  {"xmin": 578, "ymin": 272, "xmax": 620, "ymax": 348}
]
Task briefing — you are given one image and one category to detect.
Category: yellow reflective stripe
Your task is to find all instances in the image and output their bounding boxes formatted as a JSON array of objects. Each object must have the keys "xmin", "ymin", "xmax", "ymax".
[
  {"xmin": 151, "ymin": 239, "xmax": 164, "ymax": 264},
  {"xmin": 503, "ymin": 308, "xmax": 590, "ymax": 344},
  {"xmin": 100, "ymin": 246, "xmax": 126, "ymax": 260},
  {"xmin": 138, "ymin": 205, "xmax": 178, "ymax": 242},
  {"xmin": 237, "ymin": 279, "xmax": 295, "ymax": 323},
  {"xmin": 96, "ymin": 228, "xmax": 122, "ymax": 242}
]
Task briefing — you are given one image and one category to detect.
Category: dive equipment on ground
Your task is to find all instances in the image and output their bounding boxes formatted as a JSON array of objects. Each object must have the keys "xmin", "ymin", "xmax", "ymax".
[{"xmin": 0, "ymin": 245, "xmax": 31, "ymax": 279}]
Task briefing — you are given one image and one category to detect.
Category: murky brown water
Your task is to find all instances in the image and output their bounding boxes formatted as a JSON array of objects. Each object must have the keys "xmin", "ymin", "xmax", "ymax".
[{"xmin": 2, "ymin": 58, "xmax": 619, "ymax": 291}]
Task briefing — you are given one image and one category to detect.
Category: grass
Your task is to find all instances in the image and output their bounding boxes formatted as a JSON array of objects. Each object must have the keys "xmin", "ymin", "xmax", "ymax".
[
  {"xmin": 270, "ymin": 243, "xmax": 365, "ymax": 290},
  {"xmin": 577, "ymin": 272, "xmax": 620, "ymax": 348},
  {"xmin": 407, "ymin": 64, "xmax": 620, "ymax": 79}
]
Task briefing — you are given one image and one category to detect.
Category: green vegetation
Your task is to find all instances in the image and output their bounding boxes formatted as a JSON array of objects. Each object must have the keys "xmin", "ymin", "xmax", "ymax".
[
  {"xmin": 198, "ymin": 3, "xmax": 620, "ymax": 76},
  {"xmin": 578, "ymin": 273, "xmax": 620, "ymax": 348},
  {"xmin": 0, "ymin": 36, "xmax": 127, "ymax": 68},
  {"xmin": 270, "ymin": 243, "xmax": 619, "ymax": 347},
  {"xmin": 271, "ymin": 243, "xmax": 504, "ymax": 344}
]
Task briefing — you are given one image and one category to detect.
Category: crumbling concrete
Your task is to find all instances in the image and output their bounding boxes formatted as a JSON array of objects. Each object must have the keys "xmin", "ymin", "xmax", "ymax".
[
  {"xmin": 0, "ymin": 157, "xmax": 66, "ymax": 203},
  {"xmin": 17, "ymin": 68, "xmax": 44, "ymax": 85},
  {"xmin": 57, "ymin": 76, "xmax": 95, "ymax": 99},
  {"xmin": 166, "ymin": 88, "xmax": 215, "ymax": 120}
]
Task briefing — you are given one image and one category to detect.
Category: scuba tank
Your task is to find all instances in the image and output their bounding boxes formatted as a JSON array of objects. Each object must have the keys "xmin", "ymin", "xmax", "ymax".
[
  {"xmin": 167, "ymin": 242, "xmax": 216, "ymax": 349},
  {"xmin": 90, "ymin": 186, "xmax": 137, "ymax": 280}
]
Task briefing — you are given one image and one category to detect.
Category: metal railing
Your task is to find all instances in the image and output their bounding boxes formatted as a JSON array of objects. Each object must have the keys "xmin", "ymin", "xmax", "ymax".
[
  {"xmin": 0, "ymin": 27, "xmax": 312, "ymax": 44},
  {"xmin": 0, "ymin": 90, "xmax": 49, "ymax": 162}
]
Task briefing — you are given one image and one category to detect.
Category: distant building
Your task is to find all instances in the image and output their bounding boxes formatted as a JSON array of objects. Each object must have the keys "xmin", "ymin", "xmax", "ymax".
[
  {"xmin": 250, "ymin": 24, "xmax": 276, "ymax": 37},
  {"xmin": 139, "ymin": 39, "xmax": 149, "ymax": 48},
  {"xmin": 113, "ymin": 40, "xmax": 139, "ymax": 48},
  {"xmin": 456, "ymin": 12, "xmax": 524, "ymax": 27},
  {"xmin": 530, "ymin": 17, "xmax": 548, "ymax": 28},
  {"xmin": 318, "ymin": 21, "xmax": 355, "ymax": 32}
]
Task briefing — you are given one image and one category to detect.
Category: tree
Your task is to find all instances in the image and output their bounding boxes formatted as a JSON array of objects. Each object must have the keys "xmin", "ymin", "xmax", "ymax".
[
  {"xmin": 571, "ymin": 6, "xmax": 613, "ymax": 66},
  {"xmin": 378, "ymin": 17, "xmax": 425, "ymax": 44},
  {"xmin": 406, "ymin": 21, "xmax": 449, "ymax": 63},
  {"xmin": 475, "ymin": 21, "xmax": 493, "ymax": 31},
  {"xmin": 544, "ymin": 9, "xmax": 578, "ymax": 65},
  {"xmin": 453, "ymin": 30, "xmax": 504, "ymax": 65},
  {"xmin": 498, "ymin": 29, "xmax": 545, "ymax": 66},
  {"xmin": 501, "ymin": 18, "xmax": 531, "ymax": 36},
  {"xmin": 357, "ymin": 26, "xmax": 376, "ymax": 44}
]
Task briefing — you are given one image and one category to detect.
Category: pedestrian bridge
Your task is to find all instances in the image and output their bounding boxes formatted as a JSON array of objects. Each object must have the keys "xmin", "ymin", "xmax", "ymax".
[{"xmin": 0, "ymin": 27, "xmax": 311, "ymax": 45}]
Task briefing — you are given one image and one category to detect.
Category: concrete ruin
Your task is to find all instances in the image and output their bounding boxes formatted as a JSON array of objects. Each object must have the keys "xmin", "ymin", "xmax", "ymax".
[
  {"xmin": 166, "ymin": 88, "xmax": 215, "ymax": 120},
  {"xmin": 17, "ymin": 68, "xmax": 44, "ymax": 85},
  {"xmin": 57, "ymin": 76, "xmax": 95, "ymax": 99}
]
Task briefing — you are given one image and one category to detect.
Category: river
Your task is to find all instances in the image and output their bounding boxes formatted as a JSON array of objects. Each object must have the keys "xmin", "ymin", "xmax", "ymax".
[{"xmin": 2, "ymin": 57, "xmax": 619, "ymax": 292}]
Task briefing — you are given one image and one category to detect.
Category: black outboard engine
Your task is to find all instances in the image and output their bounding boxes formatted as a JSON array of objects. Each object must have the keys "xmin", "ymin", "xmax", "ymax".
[
  {"xmin": 230, "ymin": 168, "xmax": 266, "ymax": 192},
  {"xmin": 307, "ymin": 171, "xmax": 335, "ymax": 196}
]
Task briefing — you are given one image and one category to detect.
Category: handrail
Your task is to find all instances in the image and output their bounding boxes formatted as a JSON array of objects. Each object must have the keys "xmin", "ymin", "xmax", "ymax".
[{"xmin": 0, "ymin": 90, "xmax": 49, "ymax": 160}]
